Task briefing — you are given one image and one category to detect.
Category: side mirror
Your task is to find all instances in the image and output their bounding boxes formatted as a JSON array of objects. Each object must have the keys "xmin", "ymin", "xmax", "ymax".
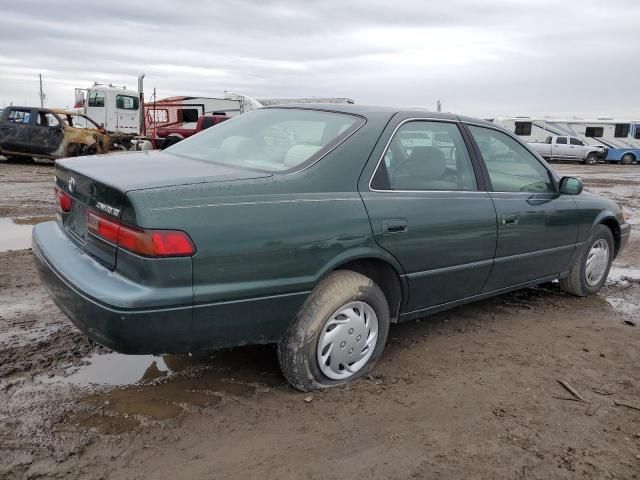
[{"xmin": 559, "ymin": 176, "xmax": 583, "ymax": 195}]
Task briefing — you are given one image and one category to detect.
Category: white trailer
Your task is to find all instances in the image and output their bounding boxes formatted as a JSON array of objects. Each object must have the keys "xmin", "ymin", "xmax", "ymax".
[{"xmin": 493, "ymin": 116, "xmax": 640, "ymax": 150}]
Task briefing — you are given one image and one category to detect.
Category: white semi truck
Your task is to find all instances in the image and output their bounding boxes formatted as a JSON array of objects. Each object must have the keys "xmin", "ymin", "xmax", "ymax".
[{"xmin": 72, "ymin": 76, "xmax": 259, "ymax": 138}]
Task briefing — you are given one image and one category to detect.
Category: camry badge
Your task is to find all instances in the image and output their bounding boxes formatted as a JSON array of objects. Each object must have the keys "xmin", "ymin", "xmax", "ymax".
[
  {"xmin": 68, "ymin": 177, "xmax": 76, "ymax": 193},
  {"xmin": 96, "ymin": 202, "xmax": 121, "ymax": 217}
]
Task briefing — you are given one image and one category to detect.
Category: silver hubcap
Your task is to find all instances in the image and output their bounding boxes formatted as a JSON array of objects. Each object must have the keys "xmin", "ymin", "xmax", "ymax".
[
  {"xmin": 317, "ymin": 301, "xmax": 378, "ymax": 380},
  {"xmin": 585, "ymin": 239, "xmax": 609, "ymax": 286}
]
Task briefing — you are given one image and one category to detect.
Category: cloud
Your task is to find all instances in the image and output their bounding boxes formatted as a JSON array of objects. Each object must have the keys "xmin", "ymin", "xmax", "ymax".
[{"xmin": 0, "ymin": 0, "xmax": 638, "ymax": 117}]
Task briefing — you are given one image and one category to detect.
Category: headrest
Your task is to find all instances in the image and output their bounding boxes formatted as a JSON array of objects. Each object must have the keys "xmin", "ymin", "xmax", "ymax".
[
  {"xmin": 283, "ymin": 145, "xmax": 322, "ymax": 167},
  {"xmin": 406, "ymin": 146, "xmax": 446, "ymax": 179},
  {"xmin": 220, "ymin": 136, "xmax": 256, "ymax": 157}
]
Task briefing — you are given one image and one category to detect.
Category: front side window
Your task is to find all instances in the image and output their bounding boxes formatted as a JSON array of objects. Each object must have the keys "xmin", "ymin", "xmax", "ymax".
[
  {"xmin": 88, "ymin": 91, "xmax": 105, "ymax": 107},
  {"xmin": 468, "ymin": 125, "xmax": 554, "ymax": 193},
  {"xmin": 116, "ymin": 95, "xmax": 139, "ymax": 110},
  {"xmin": 167, "ymin": 108, "xmax": 363, "ymax": 172},
  {"xmin": 569, "ymin": 137, "xmax": 583, "ymax": 145},
  {"xmin": 556, "ymin": 137, "xmax": 567, "ymax": 144},
  {"xmin": 371, "ymin": 121, "xmax": 477, "ymax": 191},
  {"xmin": 7, "ymin": 109, "xmax": 31, "ymax": 124},
  {"xmin": 65, "ymin": 114, "xmax": 99, "ymax": 129}
]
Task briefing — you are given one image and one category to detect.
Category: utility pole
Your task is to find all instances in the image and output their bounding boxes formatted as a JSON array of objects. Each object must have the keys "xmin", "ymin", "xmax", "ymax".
[{"xmin": 38, "ymin": 74, "xmax": 46, "ymax": 107}]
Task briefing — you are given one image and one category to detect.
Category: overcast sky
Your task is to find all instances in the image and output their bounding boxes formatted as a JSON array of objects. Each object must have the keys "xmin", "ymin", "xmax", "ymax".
[{"xmin": 1, "ymin": 0, "xmax": 638, "ymax": 118}]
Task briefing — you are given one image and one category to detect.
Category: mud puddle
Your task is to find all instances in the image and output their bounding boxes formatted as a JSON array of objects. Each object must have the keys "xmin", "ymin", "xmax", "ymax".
[
  {"xmin": 44, "ymin": 353, "xmax": 174, "ymax": 387},
  {"xmin": 44, "ymin": 345, "xmax": 287, "ymax": 432},
  {"xmin": 0, "ymin": 216, "xmax": 55, "ymax": 252}
]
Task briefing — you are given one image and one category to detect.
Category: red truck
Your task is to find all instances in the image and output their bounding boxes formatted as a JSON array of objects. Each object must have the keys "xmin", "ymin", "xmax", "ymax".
[{"xmin": 153, "ymin": 114, "xmax": 229, "ymax": 149}]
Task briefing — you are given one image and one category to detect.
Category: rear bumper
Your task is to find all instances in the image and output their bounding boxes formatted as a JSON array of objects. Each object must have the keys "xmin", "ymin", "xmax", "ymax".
[{"xmin": 32, "ymin": 221, "xmax": 191, "ymax": 354}]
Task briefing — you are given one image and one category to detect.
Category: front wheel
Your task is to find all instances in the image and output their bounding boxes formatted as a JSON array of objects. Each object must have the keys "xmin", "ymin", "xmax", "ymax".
[
  {"xmin": 585, "ymin": 153, "xmax": 598, "ymax": 165},
  {"xmin": 560, "ymin": 225, "xmax": 614, "ymax": 296},
  {"xmin": 278, "ymin": 270, "xmax": 390, "ymax": 391}
]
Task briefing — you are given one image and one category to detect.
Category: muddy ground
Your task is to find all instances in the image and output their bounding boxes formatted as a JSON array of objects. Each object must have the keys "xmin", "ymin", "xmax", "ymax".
[{"xmin": 0, "ymin": 160, "xmax": 639, "ymax": 479}]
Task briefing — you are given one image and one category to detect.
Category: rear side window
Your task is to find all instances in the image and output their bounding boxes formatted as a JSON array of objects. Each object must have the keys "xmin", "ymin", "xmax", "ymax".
[
  {"xmin": 469, "ymin": 125, "xmax": 554, "ymax": 193},
  {"xmin": 372, "ymin": 121, "xmax": 477, "ymax": 191},
  {"xmin": 7, "ymin": 109, "xmax": 31, "ymax": 124},
  {"xmin": 167, "ymin": 108, "xmax": 363, "ymax": 172},
  {"xmin": 556, "ymin": 137, "xmax": 567, "ymax": 144}
]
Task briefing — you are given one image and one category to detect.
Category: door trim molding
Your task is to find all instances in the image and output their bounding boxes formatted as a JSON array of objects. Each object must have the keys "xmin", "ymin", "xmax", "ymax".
[
  {"xmin": 406, "ymin": 258, "xmax": 494, "ymax": 280},
  {"xmin": 403, "ymin": 242, "xmax": 583, "ymax": 283},
  {"xmin": 494, "ymin": 242, "xmax": 582, "ymax": 264},
  {"xmin": 399, "ymin": 273, "xmax": 565, "ymax": 321}
]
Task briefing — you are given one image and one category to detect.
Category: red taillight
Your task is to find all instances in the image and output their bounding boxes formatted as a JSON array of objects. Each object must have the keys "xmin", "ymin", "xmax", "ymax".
[
  {"xmin": 55, "ymin": 188, "xmax": 73, "ymax": 212},
  {"xmin": 87, "ymin": 210, "xmax": 120, "ymax": 244},
  {"xmin": 87, "ymin": 210, "xmax": 195, "ymax": 257}
]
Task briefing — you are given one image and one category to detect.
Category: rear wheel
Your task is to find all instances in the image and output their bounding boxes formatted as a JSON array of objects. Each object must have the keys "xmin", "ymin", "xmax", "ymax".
[
  {"xmin": 278, "ymin": 270, "xmax": 390, "ymax": 391},
  {"xmin": 621, "ymin": 153, "xmax": 635, "ymax": 165},
  {"xmin": 585, "ymin": 153, "xmax": 598, "ymax": 165},
  {"xmin": 560, "ymin": 225, "xmax": 614, "ymax": 296}
]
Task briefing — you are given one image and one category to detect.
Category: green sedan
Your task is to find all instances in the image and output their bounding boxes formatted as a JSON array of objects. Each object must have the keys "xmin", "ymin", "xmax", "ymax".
[{"xmin": 33, "ymin": 105, "xmax": 630, "ymax": 391}]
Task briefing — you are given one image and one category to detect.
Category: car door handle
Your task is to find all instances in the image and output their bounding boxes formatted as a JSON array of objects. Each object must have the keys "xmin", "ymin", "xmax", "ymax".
[
  {"xmin": 382, "ymin": 218, "xmax": 408, "ymax": 234},
  {"xmin": 502, "ymin": 214, "xmax": 518, "ymax": 225}
]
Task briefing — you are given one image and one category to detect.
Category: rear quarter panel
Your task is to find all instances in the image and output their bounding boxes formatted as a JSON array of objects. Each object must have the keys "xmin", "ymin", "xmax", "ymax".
[{"xmin": 127, "ymin": 183, "xmax": 376, "ymax": 350}]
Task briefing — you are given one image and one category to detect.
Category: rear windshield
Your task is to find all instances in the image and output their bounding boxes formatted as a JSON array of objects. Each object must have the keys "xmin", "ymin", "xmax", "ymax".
[{"xmin": 166, "ymin": 108, "xmax": 363, "ymax": 172}]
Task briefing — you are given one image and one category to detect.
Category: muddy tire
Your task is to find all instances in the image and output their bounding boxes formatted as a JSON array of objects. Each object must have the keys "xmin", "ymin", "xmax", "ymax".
[
  {"xmin": 560, "ymin": 225, "xmax": 614, "ymax": 297},
  {"xmin": 585, "ymin": 153, "xmax": 598, "ymax": 165},
  {"xmin": 621, "ymin": 153, "xmax": 635, "ymax": 165},
  {"xmin": 278, "ymin": 270, "xmax": 390, "ymax": 392}
]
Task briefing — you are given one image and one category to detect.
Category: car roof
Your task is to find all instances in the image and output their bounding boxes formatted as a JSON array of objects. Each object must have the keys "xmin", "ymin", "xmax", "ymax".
[{"xmin": 265, "ymin": 103, "xmax": 497, "ymax": 128}]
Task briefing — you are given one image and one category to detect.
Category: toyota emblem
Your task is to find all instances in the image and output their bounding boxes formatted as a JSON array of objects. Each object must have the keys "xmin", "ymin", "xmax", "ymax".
[{"xmin": 68, "ymin": 176, "xmax": 76, "ymax": 193}]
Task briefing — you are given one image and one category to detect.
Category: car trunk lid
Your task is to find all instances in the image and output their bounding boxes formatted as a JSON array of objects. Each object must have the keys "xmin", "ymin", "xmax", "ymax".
[
  {"xmin": 55, "ymin": 150, "xmax": 271, "ymax": 269},
  {"xmin": 55, "ymin": 165, "xmax": 126, "ymax": 269}
]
